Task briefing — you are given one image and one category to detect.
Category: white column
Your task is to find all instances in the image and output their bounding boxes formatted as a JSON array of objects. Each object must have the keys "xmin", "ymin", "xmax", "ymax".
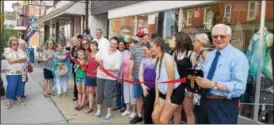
[{"xmin": 253, "ymin": 0, "xmax": 266, "ymax": 121}]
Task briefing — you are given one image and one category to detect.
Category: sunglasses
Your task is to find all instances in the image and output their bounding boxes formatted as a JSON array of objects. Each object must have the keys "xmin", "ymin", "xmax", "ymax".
[
  {"xmin": 82, "ymin": 43, "xmax": 88, "ymax": 46},
  {"xmin": 212, "ymin": 35, "xmax": 227, "ymax": 39}
]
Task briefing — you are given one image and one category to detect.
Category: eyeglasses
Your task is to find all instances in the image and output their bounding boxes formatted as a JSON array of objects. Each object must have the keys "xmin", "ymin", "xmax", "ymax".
[
  {"xmin": 212, "ymin": 35, "xmax": 227, "ymax": 40},
  {"xmin": 12, "ymin": 43, "xmax": 18, "ymax": 46}
]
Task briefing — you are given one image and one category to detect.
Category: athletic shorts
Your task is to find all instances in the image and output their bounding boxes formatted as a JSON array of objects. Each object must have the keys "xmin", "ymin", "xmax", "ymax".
[
  {"xmin": 43, "ymin": 68, "xmax": 54, "ymax": 80},
  {"xmin": 159, "ymin": 84, "xmax": 185, "ymax": 105}
]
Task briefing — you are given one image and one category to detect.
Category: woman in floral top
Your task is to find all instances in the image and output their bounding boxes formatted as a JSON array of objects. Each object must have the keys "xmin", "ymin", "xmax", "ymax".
[{"xmin": 4, "ymin": 37, "xmax": 27, "ymax": 109}]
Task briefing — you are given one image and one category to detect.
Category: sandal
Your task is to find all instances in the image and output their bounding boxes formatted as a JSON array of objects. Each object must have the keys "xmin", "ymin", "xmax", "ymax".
[
  {"xmin": 5, "ymin": 102, "xmax": 11, "ymax": 109},
  {"xmin": 43, "ymin": 94, "xmax": 50, "ymax": 98},
  {"xmin": 85, "ymin": 108, "xmax": 94, "ymax": 114}
]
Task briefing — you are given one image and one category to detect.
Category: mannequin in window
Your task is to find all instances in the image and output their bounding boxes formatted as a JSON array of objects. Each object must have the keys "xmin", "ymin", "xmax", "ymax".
[{"xmin": 246, "ymin": 26, "xmax": 273, "ymax": 88}]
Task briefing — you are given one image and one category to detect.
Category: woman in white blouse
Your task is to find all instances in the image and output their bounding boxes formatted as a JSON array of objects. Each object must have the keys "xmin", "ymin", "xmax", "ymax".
[
  {"xmin": 4, "ymin": 37, "xmax": 27, "ymax": 109},
  {"xmin": 93, "ymin": 36, "xmax": 122, "ymax": 122}
]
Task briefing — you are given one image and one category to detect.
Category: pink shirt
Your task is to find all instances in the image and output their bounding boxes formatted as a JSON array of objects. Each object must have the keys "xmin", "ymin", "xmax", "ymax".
[{"xmin": 119, "ymin": 50, "xmax": 131, "ymax": 80}]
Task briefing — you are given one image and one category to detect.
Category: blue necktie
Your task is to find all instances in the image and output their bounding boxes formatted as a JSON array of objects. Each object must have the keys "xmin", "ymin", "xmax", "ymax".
[{"xmin": 202, "ymin": 51, "xmax": 221, "ymax": 96}]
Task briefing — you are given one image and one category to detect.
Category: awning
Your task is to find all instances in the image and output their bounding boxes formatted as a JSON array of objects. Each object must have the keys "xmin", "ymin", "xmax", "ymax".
[{"xmin": 34, "ymin": 1, "xmax": 85, "ymax": 26}]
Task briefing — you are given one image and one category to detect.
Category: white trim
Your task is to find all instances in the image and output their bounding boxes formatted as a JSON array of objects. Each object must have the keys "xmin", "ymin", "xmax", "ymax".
[
  {"xmin": 247, "ymin": 1, "xmax": 257, "ymax": 20},
  {"xmin": 108, "ymin": 1, "xmax": 215, "ymax": 19},
  {"xmin": 223, "ymin": 4, "xmax": 232, "ymax": 23},
  {"xmin": 203, "ymin": 6, "xmax": 210, "ymax": 24}
]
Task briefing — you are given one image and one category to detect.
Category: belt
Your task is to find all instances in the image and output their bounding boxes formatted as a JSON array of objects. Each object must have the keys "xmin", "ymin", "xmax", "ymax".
[{"xmin": 206, "ymin": 95, "xmax": 228, "ymax": 100}]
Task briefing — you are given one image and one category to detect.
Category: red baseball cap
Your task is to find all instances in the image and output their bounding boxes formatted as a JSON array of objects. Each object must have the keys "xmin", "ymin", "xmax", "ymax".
[{"xmin": 136, "ymin": 28, "xmax": 149, "ymax": 37}]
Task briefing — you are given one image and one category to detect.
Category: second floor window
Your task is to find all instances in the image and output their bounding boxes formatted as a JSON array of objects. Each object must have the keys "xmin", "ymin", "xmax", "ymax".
[
  {"xmin": 224, "ymin": 4, "xmax": 232, "ymax": 23},
  {"xmin": 247, "ymin": 1, "xmax": 257, "ymax": 20},
  {"xmin": 187, "ymin": 9, "xmax": 193, "ymax": 25},
  {"xmin": 203, "ymin": 6, "xmax": 210, "ymax": 24}
]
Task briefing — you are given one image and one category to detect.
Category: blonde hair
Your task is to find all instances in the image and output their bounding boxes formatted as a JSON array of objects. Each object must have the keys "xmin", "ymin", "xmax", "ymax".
[
  {"xmin": 44, "ymin": 39, "xmax": 56, "ymax": 50},
  {"xmin": 8, "ymin": 37, "xmax": 19, "ymax": 47},
  {"xmin": 19, "ymin": 39, "xmax": 26, "ymax": 45}
]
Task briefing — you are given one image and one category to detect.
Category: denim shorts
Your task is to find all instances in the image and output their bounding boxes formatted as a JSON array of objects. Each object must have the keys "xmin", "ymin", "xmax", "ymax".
[
  {"xmin": 86, "ymin": 77, "xmax": 97, "ymax": 87},
  {"xmin": 133, "ymin": 78, "xmax": 143, "ymax": 98},
  {"xmin": 76, "ymin": 78, "xmax": 86, "ymax": 84}
]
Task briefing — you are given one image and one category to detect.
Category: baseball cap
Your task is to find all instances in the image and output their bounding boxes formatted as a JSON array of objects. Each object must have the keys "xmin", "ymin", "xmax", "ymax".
[{"xmin": 136, "ymin": 28, "xmax": 149, "ymax": 37}]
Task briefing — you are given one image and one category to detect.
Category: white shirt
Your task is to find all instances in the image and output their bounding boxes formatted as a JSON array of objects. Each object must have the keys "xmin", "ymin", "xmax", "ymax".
[
  {"xmin": 96, "ymin": 50, "xmax": 122, "ymax": 80},
  {"xmin": 4, "ymin": 49, "xmax": 27, "ymax": 75},
  {"xmin": 94, "ymin": 37, "xmax": 110, "ymax": 53}
]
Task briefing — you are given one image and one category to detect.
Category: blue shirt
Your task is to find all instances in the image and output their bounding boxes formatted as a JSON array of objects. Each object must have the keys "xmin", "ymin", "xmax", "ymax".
[{"xmin": 203, "ymin": 44, "xmax": 249, "ymax": 99}]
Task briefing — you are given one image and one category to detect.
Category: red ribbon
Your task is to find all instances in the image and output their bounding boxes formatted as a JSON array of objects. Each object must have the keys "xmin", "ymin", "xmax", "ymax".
[
  {"xmin": 99, "ymin": 65, "xmax": 186, "ymax": 84},
  {"xmin": 68, "ymin": 52, "xmax": 186, "ymax": 84},
  {"xmin": 71, "ymin": 57, "xmax": 88, "ymax": 71}
]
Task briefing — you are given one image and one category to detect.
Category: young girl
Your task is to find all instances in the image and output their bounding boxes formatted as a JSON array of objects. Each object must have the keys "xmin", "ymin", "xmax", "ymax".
[
  {"xmin": 54, "ymin": 43, "xmax": 70, "ymax": 98},
  {"xmin": 119, "ymin": 41, "xmax": 136, "ymax": 118},
  {"xmin": 139, "ymin": 42, "xmax": 157, "ymax": 124},
  {"xmin": 73, "ymin": 50, "xmax": 87, "ymax": 111},
  {"xmin": 85, "ymin": 40, "xmax": 98, "ymax": 114},
  {"xmin": 40, "ymin": 39, "xmax": 56, "ymax": 98}
]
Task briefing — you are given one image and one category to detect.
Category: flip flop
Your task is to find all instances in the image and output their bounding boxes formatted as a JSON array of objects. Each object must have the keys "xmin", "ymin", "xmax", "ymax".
[{"xmin": 85, "ymin": 109, "xmax": 94, "ymax": 114}]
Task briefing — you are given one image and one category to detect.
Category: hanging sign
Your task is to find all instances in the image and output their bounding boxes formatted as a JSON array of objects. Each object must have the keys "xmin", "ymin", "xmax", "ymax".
[{"xmin": 148, "ymin": 14, "xmax": 156, "ymax": 25}]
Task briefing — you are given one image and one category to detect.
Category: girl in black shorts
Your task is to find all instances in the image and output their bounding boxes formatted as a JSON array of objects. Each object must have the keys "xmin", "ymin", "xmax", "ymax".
[{"xmin": 150, "ymin": 37, "xmax": 184, "ymax": 124}]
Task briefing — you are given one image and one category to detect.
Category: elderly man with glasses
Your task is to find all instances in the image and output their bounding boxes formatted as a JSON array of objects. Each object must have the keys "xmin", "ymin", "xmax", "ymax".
[{"xmin": 195, "ymin": 24, "xmax": 249, "ymax": 124}]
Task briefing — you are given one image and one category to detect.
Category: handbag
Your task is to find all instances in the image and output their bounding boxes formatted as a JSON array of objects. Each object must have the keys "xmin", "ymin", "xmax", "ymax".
[{"xmin": 27, "ymin": 63, "xmax": 33, "ymax": 73}]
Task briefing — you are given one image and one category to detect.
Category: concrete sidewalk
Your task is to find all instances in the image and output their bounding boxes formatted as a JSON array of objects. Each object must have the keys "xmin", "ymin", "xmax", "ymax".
[{"xmin": 1, "ymin": 60, "xmax": 67, "ymax": 123}]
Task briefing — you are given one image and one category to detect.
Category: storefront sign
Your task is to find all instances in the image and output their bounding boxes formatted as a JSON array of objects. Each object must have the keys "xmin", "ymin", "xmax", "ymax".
[
  {"xmin": 148, "ymin": 14, "xmax": 156, "ymax": 25},
  {"xmin": 28, "ymin": 0, "xmax": 54, "ymax": 7}
]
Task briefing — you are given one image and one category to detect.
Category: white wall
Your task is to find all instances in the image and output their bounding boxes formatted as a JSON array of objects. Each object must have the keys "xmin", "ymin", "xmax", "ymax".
[{"xmin": 89, "ymin": 13, "xmax": 108, "ymax": 38}]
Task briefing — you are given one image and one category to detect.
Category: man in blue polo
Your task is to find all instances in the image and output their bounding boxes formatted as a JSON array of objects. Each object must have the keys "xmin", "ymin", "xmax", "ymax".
[
  {"xmin": 195, "ymin": 23, "xmax": 249, "ymax": 124},
  {"xmin": 129, "ymin": 28, "xmax": 150, "ymax": 124}
]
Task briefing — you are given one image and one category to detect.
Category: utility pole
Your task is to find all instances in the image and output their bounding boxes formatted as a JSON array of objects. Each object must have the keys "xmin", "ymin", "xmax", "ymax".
[{"xmin": 85, "ymin": 0, "xmax": 89, "ymax": 35}]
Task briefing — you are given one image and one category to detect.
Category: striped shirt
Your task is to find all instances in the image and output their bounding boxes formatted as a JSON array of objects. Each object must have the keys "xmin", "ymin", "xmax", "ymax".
[{"xmin": 130, "ymin": 42, "xmax": 145, "ymax": 78}]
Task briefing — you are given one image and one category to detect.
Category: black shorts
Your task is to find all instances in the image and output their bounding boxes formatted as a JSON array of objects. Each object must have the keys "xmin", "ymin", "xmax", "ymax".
[
  {"xmin": 159, "ymin": 84, "xmax": 185, "ymax": 105},
  {"xmin": 43, "ymin": 68, "xmax": 54, "ymax": 80}
]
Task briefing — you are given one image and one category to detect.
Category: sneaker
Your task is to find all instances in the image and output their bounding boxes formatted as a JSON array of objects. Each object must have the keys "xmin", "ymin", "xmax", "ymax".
[
  {"xmin": 92, "ymin": 112, "xmax": 101, "ymax": 119},
  {"xmin": 129, "ymin": 112, "xmax": 137, "ymax": 119},
  {"xmin": 129, "ymin": 116, "xmax": 143, "ymax": 124},
  {"xmin": 120, "ymin": 107, "xmax": 126, "ymax": 113},
  {"xmin": 121, "ymin": 110, "xmax": 131, "ymax": 116},
  {"xmin": 21, "ymin": 95, "xmax": 27, "ymax": 98},
  {"xmin": 103, "ymin": 114, "xmax": 112, "ymax": 123}
]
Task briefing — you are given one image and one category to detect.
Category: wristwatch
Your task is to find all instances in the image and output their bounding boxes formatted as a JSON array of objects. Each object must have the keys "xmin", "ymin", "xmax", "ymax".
[{"xmin": 213, "ymin": 82, "xmax": 218, "ymax": 90}]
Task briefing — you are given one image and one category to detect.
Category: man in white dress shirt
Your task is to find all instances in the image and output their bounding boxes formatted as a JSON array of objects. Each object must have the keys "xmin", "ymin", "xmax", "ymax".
[{"xmin": 94, "ymin": 28, "xmax": 109, "ymax": 53}]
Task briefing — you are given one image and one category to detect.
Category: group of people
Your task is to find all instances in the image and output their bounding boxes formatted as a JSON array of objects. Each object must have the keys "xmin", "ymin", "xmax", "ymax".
[{"xmin": 3, "ymin": 23, "xmax": 249, "ymax": 124}]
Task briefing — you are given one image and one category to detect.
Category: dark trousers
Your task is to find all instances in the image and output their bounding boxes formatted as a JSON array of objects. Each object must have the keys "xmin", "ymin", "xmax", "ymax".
[
  {"xmin": 73, "ymin": 72, "xmax": 78, "ymax": 99},
  {"xmin": 115, "ymin": 83, "xmax": 125, "ymax": 108},
  {"xmin": 143, "ymin": 89, "xmax": 155, "ymax": 124},
  {"xmin": 198, "ymin": 97, "xmax": 239, "ymax": 124}
]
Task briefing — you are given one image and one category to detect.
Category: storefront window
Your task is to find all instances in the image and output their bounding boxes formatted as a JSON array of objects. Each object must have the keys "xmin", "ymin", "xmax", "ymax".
[
  {"xmin": 109, "ymin": 16, "xmax": 135, "ymax": 38},
  {"xmin": 176, "ymin": 1, "xmax": 273, "ymax": 123}
]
